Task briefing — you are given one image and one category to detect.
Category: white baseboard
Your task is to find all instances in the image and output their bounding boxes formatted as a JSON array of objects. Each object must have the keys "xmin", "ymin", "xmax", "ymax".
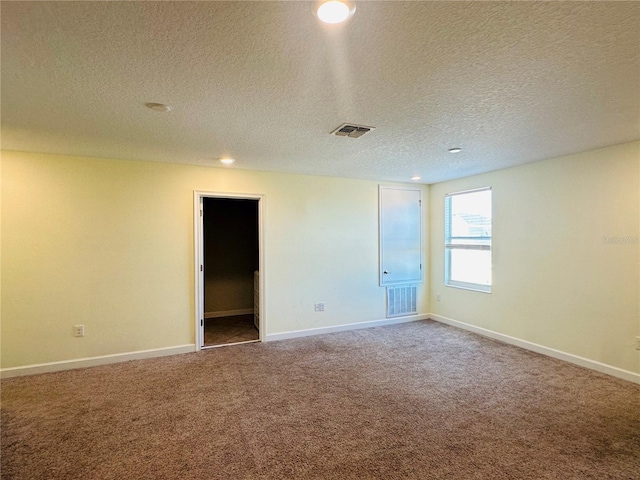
[
  {"xmin": 429, "ymin": 313, "xmax": 640, "ymax": 385},
  {"xmin": 0, "ymin": 344, "xmax": 196, "ymax": 379},
  {"xmin": 265, "ymin": 314, "xmax": 428, "ymax": 342},
  {"xmin": 204, "ymin": 308, "xmax": 254, "ymax": 319}
]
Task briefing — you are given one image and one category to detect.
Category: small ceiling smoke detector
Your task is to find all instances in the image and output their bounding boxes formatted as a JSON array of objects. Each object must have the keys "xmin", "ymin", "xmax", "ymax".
[
  {"xmin": 145, "ymin": 102, "xmax": 171, "ymax": 112},
  {"xmin": 331, "ymin": 123, "xmax": 374, "ymax": 138},
  {"xmin": 315, "ymin": 1, "xmax": 356, "ymax": 24},
  {"xmin": 448, "ymin": 147, "xmax": 462, "ymax": 153}
]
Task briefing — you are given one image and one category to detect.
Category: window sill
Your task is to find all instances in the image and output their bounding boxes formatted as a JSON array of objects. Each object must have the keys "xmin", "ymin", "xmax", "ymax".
[{"xmin": 445, "ymin": 282, "xmax": 491, "ymax": 294}]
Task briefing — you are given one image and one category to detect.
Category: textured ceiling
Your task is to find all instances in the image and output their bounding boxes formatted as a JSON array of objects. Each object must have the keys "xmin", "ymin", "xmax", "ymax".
[{"xmin": 2, "ymin": 1, "xmax": 639, "ymax": 184}]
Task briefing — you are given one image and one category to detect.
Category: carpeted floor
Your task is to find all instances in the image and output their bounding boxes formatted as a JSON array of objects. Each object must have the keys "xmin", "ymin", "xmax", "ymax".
[{"xmin": 2, "ymin": 320, "xmax": 639, "ymax": 479}]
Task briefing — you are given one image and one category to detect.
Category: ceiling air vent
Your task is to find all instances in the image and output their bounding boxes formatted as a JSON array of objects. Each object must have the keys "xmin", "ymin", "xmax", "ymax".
[{"xmin": 331, "ymin": 123, "xmax": 375, "ymax": 138}]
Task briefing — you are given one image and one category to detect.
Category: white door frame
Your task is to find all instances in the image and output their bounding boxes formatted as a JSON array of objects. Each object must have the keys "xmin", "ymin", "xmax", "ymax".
[{"xmin": 193, "ymin": 191, "xmax": 265, "ymax": 350}]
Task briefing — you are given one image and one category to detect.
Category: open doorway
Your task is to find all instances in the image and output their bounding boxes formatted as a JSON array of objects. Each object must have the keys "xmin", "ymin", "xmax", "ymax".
[{"xmin": 194, "ymin": 192, "xmax": 264, "ymax": 349}]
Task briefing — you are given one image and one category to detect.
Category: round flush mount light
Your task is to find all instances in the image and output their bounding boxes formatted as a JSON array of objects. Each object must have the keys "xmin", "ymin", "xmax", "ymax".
[
  {"xmin": 145, "ymin": 102, "xmax": 171, "ymax": 112},
  {"xmin": 315, "ymin": 1, "xmax": 356, "ymax": 24},
  {"xmin": 448, "ymin": 147, "xmax": 462, "ymax": 153},
  {"xmin": 220, "ymin": 158, "xmax": 235, "ymax": 165},
  {"xmin": 411, "ymin": 176, "xmax": 422, "ymax": 181}
]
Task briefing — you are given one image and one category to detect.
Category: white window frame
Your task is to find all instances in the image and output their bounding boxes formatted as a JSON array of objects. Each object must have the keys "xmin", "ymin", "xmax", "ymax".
[{"xmin": 444, "ymin": 187, "xmax": 492, "ymax": 293}]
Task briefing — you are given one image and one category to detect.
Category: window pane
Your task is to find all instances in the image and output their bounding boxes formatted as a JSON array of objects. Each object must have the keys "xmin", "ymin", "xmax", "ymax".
[
  {"xmin": 449, "ymin": 249, "xmax": 491, "ymax": 286},
  {"xmin": 445, "ymin": 187, "xmax": 492, "ymax": 292},
  {"xmin": 448, "ymin": 189, "xmax": 491, "ymax": 240}
]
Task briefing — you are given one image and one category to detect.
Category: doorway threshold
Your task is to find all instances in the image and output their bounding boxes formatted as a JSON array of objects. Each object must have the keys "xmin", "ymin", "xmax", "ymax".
[{"xmin": 202, "ymin": 339, "xmax": 260, "ymax": 349}]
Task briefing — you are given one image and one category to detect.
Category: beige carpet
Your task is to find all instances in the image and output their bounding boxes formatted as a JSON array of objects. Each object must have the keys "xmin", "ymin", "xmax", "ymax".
[{"xmin": 2, "ymin": 320, "xmax": 639, "ymax": 479}]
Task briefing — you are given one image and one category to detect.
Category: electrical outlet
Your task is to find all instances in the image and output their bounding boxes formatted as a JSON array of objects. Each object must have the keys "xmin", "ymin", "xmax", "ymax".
[
  {"xmin": 436, "ymin": 293, "xmax": 441, "ymax": 302},
  {"xmin": 635, "ymin": 336, "xmax": 640, "ymax": 351},
  {"xmin": 314, "ymin": 302, "xmax": 325, "ymax": 312},
  {"xmin": 74, "ymin": 325, "xmax": 85, "ymax": 337}
]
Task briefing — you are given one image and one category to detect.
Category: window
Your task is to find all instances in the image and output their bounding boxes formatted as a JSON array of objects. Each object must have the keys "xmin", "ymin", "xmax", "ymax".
[{"xmin": 445, "ymin": 187, "xmax": 492, "ymax": 292}]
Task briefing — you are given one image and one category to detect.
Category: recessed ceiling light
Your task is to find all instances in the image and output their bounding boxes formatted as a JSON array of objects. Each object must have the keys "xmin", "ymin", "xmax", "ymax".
[
  {"xmin": 220, "ymin": 158, "xmax": 235, "ymax": 165},
  {"xmin": 145, "ymin": 103, "xmax": 171, "ymax": 112},
  {"xmin": 411, "ymin": 176, "xmax": 422, "ymax": 181},
  {"xmin": 448, "ymin": 147, "xmax": 462, "ymax": 153},
  {"xmin": 316, "ymin": 1, "xmax": 356, "ymax": 24}
]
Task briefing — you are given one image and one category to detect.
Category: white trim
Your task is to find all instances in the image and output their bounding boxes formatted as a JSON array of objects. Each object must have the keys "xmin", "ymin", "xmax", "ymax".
[
  {"xmin": 445, "ymin": 282, "xmax": 492, "ymax": 294},
  {"xmin": 444, "ymin": 186, "xmax": 492, "ymax": 198},
  {"xmin": 194, "ymin": 191, "xmax": 265, "ymax": 350},
  {"xmin": 204, "ymin": 308, "xmax": 255, "ymax": 319},
  {"xmin": 194, "ymin": 191, "xmax": 203, "ymax": 351},
  {"xmin": 0, "ymin": 345, "xmax": 196, "ymax": 379},
  {"xmin": 265, "ymin": 314, "xmax": 427, "ymax": 342},
  {"xmin": 429, "ymin": 314, "xmax": 640, "ymax": 385}
]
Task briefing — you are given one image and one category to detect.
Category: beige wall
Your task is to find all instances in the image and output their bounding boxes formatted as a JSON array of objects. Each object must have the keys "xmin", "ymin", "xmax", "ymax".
[
  {"xmin": 0, "ymin": 151, "xmax": 429, "ymax": 368},
  {"xmin": 4, "ymin": 142, "xmax": 638, "ymax": 374},
  {"xmin": 429, "ymin": 141, "xmax": 640, "ymax": 374}
]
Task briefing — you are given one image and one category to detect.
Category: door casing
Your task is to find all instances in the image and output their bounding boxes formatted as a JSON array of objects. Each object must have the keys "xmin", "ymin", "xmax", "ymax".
[{"xmin": 193, "ymin": 191, "xmax": 265, "ymax": 350}]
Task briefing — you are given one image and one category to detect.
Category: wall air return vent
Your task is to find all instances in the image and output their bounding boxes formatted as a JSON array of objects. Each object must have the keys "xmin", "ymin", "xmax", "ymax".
[
  {"xmin": 331, "ymin": 123, "xmax": 375, "ymax": 138},
  {"xmin": 386, "ymin": 285, "xmax": 417, "ymax": 318}
]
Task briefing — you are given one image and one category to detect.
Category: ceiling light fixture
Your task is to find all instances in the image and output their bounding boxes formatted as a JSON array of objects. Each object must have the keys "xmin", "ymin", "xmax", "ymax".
[
  {"xmin": 220, "ymin": 158, "xmax": 235, "ymax": 165},
  {"xmin": 315, "ymin": 1, "xmax": 356, "ymax": 24},
  {"xmin": 145, "ymin": 102, "xmax": 171, "ymax": 112},
  {"xmin": 448, "ymin": 147, "xmax": 462, "ymax": 153},
  {"xmin": 411, "ymin": 176, "xmax": 422, "ymax": 181}
]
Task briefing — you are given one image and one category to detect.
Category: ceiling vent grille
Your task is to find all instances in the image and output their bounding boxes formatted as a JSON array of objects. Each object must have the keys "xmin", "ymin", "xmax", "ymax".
[{"xmin": 331, "ymin": 123, "xmax": 375, "ymax": 138}]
